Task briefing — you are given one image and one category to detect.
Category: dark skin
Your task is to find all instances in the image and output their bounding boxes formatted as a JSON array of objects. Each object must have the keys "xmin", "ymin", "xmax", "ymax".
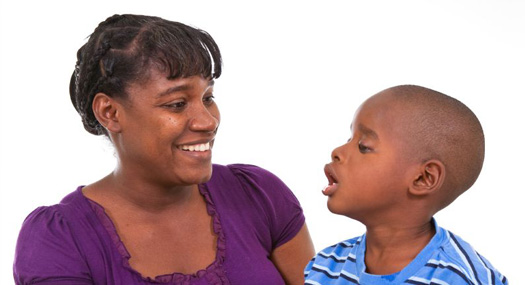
[
  {"xmin": 84, "ymin": 70, "xmax": 314, "ymax": 283},
  {"xmin": 325, "ymin": 91, "xmax": 446, "ymax": 275},
  {"xmin": 84, "ymin": 183, "xmax": 215, "ymax": 277}
]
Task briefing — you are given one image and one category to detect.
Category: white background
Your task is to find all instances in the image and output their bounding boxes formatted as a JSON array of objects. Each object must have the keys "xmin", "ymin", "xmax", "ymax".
[{"xmin": 1, "ymin": 0, "xmax": 523, "ymax": 284}]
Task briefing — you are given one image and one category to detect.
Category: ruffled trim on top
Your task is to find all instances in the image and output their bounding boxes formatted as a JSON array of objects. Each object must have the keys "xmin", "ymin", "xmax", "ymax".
[{"xmin": 83, "ymin": 184, "xmax": 229, "ymax": 284}]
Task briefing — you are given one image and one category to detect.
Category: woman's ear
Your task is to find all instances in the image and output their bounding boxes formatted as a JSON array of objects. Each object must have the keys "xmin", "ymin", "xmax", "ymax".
[
  {"xmin": 409, "ymin": 160, "xmax": 445, "ymax": 196},
  {"xmin": 92, "ymin": 93, "xmax": 122, "ymax": 133}
]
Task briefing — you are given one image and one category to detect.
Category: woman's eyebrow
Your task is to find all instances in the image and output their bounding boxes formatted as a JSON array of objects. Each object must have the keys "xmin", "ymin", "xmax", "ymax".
[
  {"xmin": 157, "ymin": 80, "xmax": 215, "ymax": 98},
  {"xmin": 158, "ymin": 85, "xmax": 191, "ymax": 97}
]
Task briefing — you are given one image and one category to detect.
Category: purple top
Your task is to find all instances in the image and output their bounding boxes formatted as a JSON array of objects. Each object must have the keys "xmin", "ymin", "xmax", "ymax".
[{"xmin": 14, "ymin": 164, "xmax": 305, "ymax": 284}]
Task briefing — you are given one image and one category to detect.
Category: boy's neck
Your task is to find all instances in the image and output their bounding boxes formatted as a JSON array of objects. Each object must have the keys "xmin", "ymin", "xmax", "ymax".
[{"xmin": 363, "ymin": 220, "xmax": 435, "ymax": 275}]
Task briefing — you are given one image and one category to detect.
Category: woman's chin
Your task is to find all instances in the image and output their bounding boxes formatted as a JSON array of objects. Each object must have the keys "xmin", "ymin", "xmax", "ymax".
[{"xmin": 178, "ymin": 167, "xmax": 213, "ymax": 186}]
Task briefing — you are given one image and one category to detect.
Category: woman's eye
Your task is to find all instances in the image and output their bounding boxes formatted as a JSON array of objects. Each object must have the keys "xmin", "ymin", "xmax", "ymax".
[
  {"xmin": 166, "ymin": 101, "xmax": 187, "ymax": 111},
  {"xmin": 358, "ymin": 142, "xmax": 372, "ymax": 153},
  {"xmin": 203, "ymin": 95, "xmax": 215, "ymax": 105}
]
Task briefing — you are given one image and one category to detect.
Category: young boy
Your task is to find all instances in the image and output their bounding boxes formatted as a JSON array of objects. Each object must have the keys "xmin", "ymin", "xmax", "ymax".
[{"xmin": 304, "ymin": 85, "xmax": 507, "ymax": 285}]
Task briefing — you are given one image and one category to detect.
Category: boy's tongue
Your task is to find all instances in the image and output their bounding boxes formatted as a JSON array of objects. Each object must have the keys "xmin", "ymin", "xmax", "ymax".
[{"xmin": 322, "ymin": 183, "xmax": 338, "ymax": 196}]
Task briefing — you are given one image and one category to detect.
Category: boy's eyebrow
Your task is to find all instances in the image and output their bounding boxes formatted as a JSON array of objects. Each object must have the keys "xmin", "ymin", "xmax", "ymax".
[
  {"xmin": 157, "ymin": 79, "xmax": 215, "ymax": 98},
  {"xmin": 358, "ymin": 123, "xmax": 379, "ymax": 139}
]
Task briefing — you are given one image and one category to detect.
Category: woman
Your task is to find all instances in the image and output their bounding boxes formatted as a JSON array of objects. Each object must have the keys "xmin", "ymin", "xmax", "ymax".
[{"xmin": 14, "ymin": 14, "xmax": 314, "ymax": 284}]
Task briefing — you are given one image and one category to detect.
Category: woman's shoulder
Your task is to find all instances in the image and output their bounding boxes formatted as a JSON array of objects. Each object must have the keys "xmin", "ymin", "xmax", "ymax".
[
  {"xmin": 210, "ymin": 163, "xmax": 298, "ymax": 205},
  {"xmin": 18, "ymin": 205, "xmax": 67, "ymax": 236},
  {"xmin": 15, "ymin": 187, "xmax": 89, "ymax": 250},
  {"xmin": 14, "ymin": 187, "xmax": 99, "ymax": 283},
  {"xmin": 213, "ymin": 163, "xmax": 266, "ymax": 174},
  {"xmin": 212, "ymin": 163, "xmax": 287, "ymax": 189},
  {"xmin": 209, "ymin": 163, "xmax": 305, "ymax": 248},
  {"xmin": 18, "ymin": 188, "xmax": 84, "ymax": 231},
  {"xmin": 23, "ymin": 187, "xmax": 87, "ymax": 221},
  {"xmin": 14, "ymin": 189, "xmax": 93, "ymax": 283},
  {"xmin": 15, "ymin": 204, "xmax": 74, "ymax": 259}
]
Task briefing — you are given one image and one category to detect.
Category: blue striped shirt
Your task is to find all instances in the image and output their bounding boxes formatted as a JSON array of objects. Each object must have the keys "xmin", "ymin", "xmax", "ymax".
[{"xmin": 304, "ymin": 220, "xmax": 507, "ymax": 285}]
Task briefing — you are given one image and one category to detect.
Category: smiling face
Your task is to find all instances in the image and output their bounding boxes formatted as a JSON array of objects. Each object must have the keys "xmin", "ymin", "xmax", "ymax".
[
  {"xmin": 323, "ymin": 92, "xmax": 417, "ymax": 224},
  {"xmin": 111, "ymin": 70, "xmax": 220, "ymax": 187}
]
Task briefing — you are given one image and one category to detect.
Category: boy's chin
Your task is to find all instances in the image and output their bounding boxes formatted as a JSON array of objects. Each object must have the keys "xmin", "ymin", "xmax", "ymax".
[
  {"xmin": 327, "ymin": 199, "xmax": 366, "ymax": 223},
  {"xmin": 327, "ymin": 199, "xmax": 352, "ymax": 217}
]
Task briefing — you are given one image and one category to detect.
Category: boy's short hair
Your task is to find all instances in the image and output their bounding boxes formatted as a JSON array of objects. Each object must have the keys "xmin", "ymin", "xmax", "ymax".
[{"xmin": 380, "ymin": 85, "xmax": 485, "ymax": 208}]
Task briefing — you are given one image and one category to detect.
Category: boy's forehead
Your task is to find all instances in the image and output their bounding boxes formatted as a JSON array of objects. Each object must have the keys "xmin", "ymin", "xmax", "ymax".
[
  {"xmin": 352, "ymin": 92, "xmax": 417, "ymax": 138},
  {"xmin": 366, "ymin": 90, "xmax": 405, "ymax": 108},
  {"xmin": 357, "ymin": 92, "xmax": 407, "ymax": 120}
]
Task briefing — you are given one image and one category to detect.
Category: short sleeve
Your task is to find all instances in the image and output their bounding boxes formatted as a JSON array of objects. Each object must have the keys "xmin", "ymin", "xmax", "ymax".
[
  {"xmin": 14, "ymin": 206, "xmax": 92, "ymax": 284},
  {"xmin": 228, "ymin": 164, "xmax": 305, "ymax": 249}
]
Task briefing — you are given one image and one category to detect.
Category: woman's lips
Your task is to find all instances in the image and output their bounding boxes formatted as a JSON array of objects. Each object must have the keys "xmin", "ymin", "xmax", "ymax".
[
  {"xmin": 323, "ymin": 164, "xmax": 339, "ymax": 196},
  {"xmin": 175, "ymin": 140, "xmax": 214, "ymax": 161},
  {"xmin": 177, "ymin": 142, "xmax": 211, "ymax": 152}
]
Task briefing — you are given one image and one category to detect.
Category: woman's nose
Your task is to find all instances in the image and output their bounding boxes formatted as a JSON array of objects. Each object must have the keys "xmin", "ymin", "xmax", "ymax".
[{"xmin": 189, "ymin": 104, "xmax": 220, "ymax": 132}]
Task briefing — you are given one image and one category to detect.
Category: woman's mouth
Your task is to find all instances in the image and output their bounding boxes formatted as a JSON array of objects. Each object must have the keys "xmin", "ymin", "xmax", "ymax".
[
  {"xmin": 322, "ymin": 164, "xmax": 339, "ymax": 196},
  {"xmin": 177, "ymin": 142, "xmax": 211, "ymax": 152},
  {"xmin": 176, "ymin": 141, "xmax": 214, "ymax": 162}
]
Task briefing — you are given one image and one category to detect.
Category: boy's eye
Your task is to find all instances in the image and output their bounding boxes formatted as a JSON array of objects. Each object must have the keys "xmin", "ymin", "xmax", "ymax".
[{"xmin": 358, "ymin": 142, "xmax": 372, "ymax": 153}]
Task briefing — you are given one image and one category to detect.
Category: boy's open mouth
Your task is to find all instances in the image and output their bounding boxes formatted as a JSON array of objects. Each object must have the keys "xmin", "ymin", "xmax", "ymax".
[{"xmin": 323, "ymin": 164, "xmax": 339, "ymax": 196}]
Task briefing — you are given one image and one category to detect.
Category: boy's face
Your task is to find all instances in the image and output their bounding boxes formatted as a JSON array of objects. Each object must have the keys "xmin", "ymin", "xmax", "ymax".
[{"xmin": 323, "ymin": 93, "xmax": 416, "ymax": 223}]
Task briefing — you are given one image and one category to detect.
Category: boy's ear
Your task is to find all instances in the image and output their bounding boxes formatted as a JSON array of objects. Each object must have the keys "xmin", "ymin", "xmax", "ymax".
[
  {"xmin": 92, "ymin": 93, "xmax": 122, "ymax": 133},
  {"xmin": 409, "ymin": 160, "xmax": 445, "ymax": 196}
]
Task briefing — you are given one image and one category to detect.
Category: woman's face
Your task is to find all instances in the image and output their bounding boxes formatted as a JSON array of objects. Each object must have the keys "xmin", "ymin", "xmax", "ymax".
[{"xmin": 112, "ymin": 70, "xmax": 220, "ymax": 186}]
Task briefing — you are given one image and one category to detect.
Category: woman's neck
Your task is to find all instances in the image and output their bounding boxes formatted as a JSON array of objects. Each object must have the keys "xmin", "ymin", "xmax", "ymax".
[{"xmin": 84, "ymin": 169, "xmax": 199, "ymax": 214}]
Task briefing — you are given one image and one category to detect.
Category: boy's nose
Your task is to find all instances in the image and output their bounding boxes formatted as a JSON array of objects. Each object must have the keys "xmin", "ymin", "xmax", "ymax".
[{"xmin": 331, "ymin": 146, "xmax": 342, "ymax": 162}]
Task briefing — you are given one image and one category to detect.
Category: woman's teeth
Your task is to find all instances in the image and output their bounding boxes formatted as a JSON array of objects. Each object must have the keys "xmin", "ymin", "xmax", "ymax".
[{"xmin": 179, "ymin": 142, "xmax": 210, "ymax": 152}]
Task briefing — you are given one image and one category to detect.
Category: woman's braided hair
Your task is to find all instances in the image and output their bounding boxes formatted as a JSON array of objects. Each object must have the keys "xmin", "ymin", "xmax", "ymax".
[{"xmin": 69, "ymin": 14, "xmax": 222, "ymax": 135}]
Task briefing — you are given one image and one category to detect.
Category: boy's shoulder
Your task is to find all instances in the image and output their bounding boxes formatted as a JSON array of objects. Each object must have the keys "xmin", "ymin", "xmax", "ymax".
[
  {"xmin": 316, "ymin": 235, "xmax": 363, "ymax": 259},
  {"xmin": 304, "ymin": 235, "xmax": 364, "ymax": 284},
  {"xmin": 430, "ymin": 228, "xmax": 508, "ymax": 285},
  {"xmin": 305, "ymin": 225, "xmax": 508, "ymax": 285}
]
